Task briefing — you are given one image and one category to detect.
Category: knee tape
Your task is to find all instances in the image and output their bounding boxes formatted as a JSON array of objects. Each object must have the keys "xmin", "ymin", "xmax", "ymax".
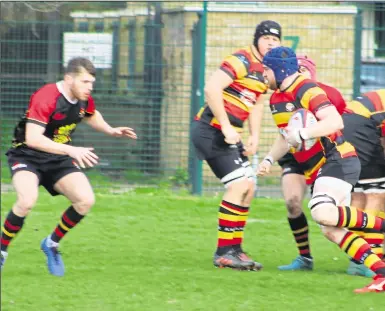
[{"xmin": 308, "ymin": 192, "xmax": 337, "ymax": 211}]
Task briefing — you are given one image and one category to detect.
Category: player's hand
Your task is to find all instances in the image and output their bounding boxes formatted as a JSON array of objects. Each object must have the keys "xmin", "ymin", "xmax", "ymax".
[
  {"xmin": 284, "ymin": 126, "xmax": 301, "ymax": 148},
  {"xmin": 67, "ymin": 147, "xmax": 99, "ymax": 168},
  {"xmin": 243, "ymin": 136, "xmax": 259, "ymax": 156},
  {"xmin": 110, "ymin": 127, "xmax": 137, "ymax": 139},
  {"xmin": 221, "ymin": 125, "xmax": 241, "ymax": 145},
  {"xmin": 256, "ymin": 157, "xmax": 273, "ymax": 176}
]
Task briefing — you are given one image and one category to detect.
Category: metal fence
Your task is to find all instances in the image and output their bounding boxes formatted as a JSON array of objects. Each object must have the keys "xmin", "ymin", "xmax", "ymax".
[{"xmin": 1, "ymin": 1, "xmax": 385, "ymax": 197}]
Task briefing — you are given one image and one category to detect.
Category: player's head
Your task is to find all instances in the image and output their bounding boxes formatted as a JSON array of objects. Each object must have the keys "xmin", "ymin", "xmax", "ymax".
[
  {"xmin": 297, "ymin": 55, "xmax": 316, "ymax": 80},
  {"xmin": 64, "ymin": 57, "xmax": 96, "ymax": 101},
  {"xmin": 253, "ymin": 20, "xmax": 281, "ymax": 57},
  {"xmin": 262, "ymin": 46, "xmax": 298, "ymax": 90}
]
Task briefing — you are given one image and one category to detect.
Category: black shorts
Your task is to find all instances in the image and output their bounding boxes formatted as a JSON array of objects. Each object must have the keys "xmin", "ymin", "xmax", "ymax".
[
  {"xmin": 191, "ymin": 121, "xmax": 254, "ymax": 186},
  {"xmin": 342, "ymin": 113, "xmax": 384, "ymax": 169},
  {"xmin": 6, "ymin": 146, "xmax": 82, "ymax": 196},
  {"xmin": 353, "ymin": 165, "xmax": 385, "ymax": 193},
  {"xmin": 316, "ymin": 156, "xmax": 361, "ymax": 187},
  {"xmin": 278, "ymin": 153, "xmax": 304, "ymax": 176}
]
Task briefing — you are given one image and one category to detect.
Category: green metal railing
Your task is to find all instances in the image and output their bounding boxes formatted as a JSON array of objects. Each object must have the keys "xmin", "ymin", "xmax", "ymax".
[{"xmin": 1, "ymin": 1, "xmax": 384, "ymax": 197}]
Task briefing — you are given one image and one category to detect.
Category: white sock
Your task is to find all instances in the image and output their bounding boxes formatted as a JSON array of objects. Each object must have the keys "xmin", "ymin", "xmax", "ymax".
[
  {"xmin": 46, "ymin": 236, "xmax": 59, "ymax": 248},
  {"xmin": 1, "ymin": 250, "xmax": 8, "ymax": 258}
]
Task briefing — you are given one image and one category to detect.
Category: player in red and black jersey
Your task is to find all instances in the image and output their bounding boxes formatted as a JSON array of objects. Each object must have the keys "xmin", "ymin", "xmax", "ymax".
[
  {"xmin": 0, "ymin": 57, "xmax": 137, "ymax": 277},
  {"xmin": 276, "ymin": 55, "xmax": 348, "ymax": 271},
  {"xmin": 191, "ymin": 20, "xmax": 281, "ymax": 270},
  {"xmin": 258, "ymin": 46, "xmax": 385, "ymax": 293},
  {"xmin": 342, "ymin": 89, "xmax": 385, "ymax": 276}
]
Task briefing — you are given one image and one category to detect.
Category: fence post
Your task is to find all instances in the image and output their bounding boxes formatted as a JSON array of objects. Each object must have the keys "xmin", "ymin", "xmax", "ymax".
[
  {"xmin": 353, "ymin": 6, "xmax": 362, "ymax": 98},
  {"xmin": 189, "ymin": 2, "xmax": 207, "ymax": 195},
  {"xmin": 112, "ymin": 20, "xmax": 120, "ymax": 91},
  {"xmin": 127, "ymin": 20, "xmax": 136, "ymax": 90},
  {"xmin": 46, "ymin": 11, "xmax": 61, "ymax": 83}
]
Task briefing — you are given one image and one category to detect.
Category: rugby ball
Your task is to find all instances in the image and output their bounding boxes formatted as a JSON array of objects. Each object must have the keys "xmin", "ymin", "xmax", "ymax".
[{"xmin": 287, "ymin": 108, "xmax": 317, "ymax": 151}]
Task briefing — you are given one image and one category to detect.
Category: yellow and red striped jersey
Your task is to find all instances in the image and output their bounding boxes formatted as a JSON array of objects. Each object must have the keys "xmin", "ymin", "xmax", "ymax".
[
  {"xmin": 270, "ymin": 75, "xmax": 356, "ymax": 184},
  {"xmin": 345, "ymin": 89, "xmax": 385, "ymax": 136},
  {"xmin": 195, "ymin": 46, "xmax": 267, "ymax": 132}
]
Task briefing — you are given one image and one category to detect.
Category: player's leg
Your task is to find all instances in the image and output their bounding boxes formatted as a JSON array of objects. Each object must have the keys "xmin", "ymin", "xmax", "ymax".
[
  {"xmin": 191, "ymin": 122, "xmax": 259, "ymax": 270},
  {"xmin": 364, "ymin": 190, "xmax": 385, "ymax": 260},
  {"xmin": 346, "ymin": 189, "xmax": 375, "ymax": 277},
  {"xmin": 40, "ymin": 158, "xmax": 94, "ymax": 276},
  {"xmin": 278, "ymin": 172, "xmax": 313, "ymax": 270},
  {"xmin": 232, "ymin": 152, "xmax": 262, "ymax": 270},
  {"xmin": 360, "ymin": 156, "xmax": 385, "ymax": 261},
  {"xmin": 207, "ymin": 154, "xmax": 261, "ymax": 270},
  {"xmin": 309, "ymin": 158, "xmax": 384, "ymax": 231},
  {"xmin": 276, "ymin": 154, "xmax": 312, "ymax": 270},
  {"xmin": 309, "ymin": 173, "xmax": 385, "ymax": 282},
  {"xmin": 1, "ymin": 154, "xmax": 41, "ymax": 269}
]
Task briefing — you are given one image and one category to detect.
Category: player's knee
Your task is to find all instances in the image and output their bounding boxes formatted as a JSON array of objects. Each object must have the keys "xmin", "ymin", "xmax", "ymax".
[
  {"xmin": 285, "ymin": 195, "xmax": 302, "ymax": 217},
  {"xmin": 308, "ymin": 192, "xmax": 337, "ymax": 226},
  {"xmin": 15, "ymin": 195, "xmax": 38, "ymax": 215},
  {"xmin": 242, "ymin": 180, "xmax": 256, "ymax": 205},
  {"xmin": 73, "ymin": 195, "xmax": 95, "ymax": 215},
  {"xmin": 320, "ymin": 226, "xmax": 341, "ymax": 243}
]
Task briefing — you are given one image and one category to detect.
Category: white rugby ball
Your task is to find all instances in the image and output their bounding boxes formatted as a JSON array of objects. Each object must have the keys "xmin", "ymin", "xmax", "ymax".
[{"xmin": 288, "ymin": 108, "xmax": 317, "ymax": 151}]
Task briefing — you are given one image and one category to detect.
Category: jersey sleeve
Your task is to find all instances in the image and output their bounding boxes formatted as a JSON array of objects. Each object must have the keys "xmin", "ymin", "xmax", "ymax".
[
  {"xmin": 85, "ymin": 96, "xmax": 96, "ymax": 117},
  {"xmin": 220, "ymin": 50, "xmax": 250, "ymax": 80},
  {"xmin": 300, "ymin": 86, "xmax": 332, "ymax": 115},
  {"xmin": 318, "ymin": 82, "xmax": 346, "ymax": 114},
  {"xmin": 26, "ymin": 87, "xmax": 58, "ymax": 127}
]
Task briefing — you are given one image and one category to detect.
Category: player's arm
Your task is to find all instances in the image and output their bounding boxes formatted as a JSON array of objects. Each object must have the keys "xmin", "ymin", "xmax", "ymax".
[
  {"xmin": 205, "ymin": 52, "xmax": 250, "ymax": 144},
  {"xmin": 248, "ymin": 95, "xmax": 265, "ymax": 142},
  {"xmin": 25, "ymin": 123, "xmax": 73, "ymax": 155},
  {"xmin": 257, "ymin": 133, "xmax": 289, "ymax": 176},
  {"xmin": 204, "ymin": 69, "xmax": 234, "ymax": 128},
  {"xmin": 299, "ymin": 89, "xmax": 344, "ymax": 140},
  {"xmin": 265, "ymin": 132, "xmax": 290, "ymax": 163},
  {"xmin": 300, "ymin": 105, "xmax": 344, "ymax": 139},
  {"xmin": 82, "ymin": 110, "xmax": 114, "ymax": 135},
  {"xmin": 243, "ymin": 95, "xmax": 265, "ymax": 156},
  {"xmin": 25, "ymin": 123, "xmax": 98, "ymax": 168},
  {"xmin": 83, "ymin": 110, "xmax": 137, "ymax": 139},
  {"xmin": 25, "ymin": 90, "xmax": 74, "ymax": 155}
]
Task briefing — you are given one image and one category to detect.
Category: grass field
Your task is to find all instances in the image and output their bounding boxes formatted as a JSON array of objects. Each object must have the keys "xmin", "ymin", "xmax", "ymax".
[{"xmin": 1, "ymin": 188, "xmax": 383, "ymax": 311}]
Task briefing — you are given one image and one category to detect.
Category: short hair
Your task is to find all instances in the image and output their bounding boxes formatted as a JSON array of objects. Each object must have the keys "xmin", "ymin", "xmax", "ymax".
[{"xmin": 65, "ymin": 57, "xmax": 96, "ymax": 77}]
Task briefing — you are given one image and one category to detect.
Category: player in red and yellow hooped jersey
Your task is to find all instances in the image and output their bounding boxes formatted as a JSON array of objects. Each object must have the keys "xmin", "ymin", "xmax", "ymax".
[
  {"xmin": 342, "ymin": 89, "xmax": 385, "ymax": 274},
  {"xmin": 258, "ymin": 46, "xmax": 385, "ymax": 293},
  {"xmin": 191, "ymin": 20, "xmax": 281, "ymax": 270},
  {"xmin": 276, "ymin": 55, "xmax": 350, "ymax": 272}
]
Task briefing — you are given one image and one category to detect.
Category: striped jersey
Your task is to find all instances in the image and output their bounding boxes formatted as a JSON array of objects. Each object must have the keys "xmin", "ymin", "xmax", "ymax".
[
  {"xmin": 195, "ymin": 46, "xmax": 267, "ymax": 132},
  {"xmin": 345, "ymin": 89, "xmax": 385, "ymax": 136},
  {"xmin": 270, "ymin": 75, "xmax": 356, "ymax": 184}
]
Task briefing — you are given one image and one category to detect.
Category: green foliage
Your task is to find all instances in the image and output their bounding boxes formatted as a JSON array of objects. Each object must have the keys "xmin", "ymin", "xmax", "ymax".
[{"xmin": 168, "ymin": 167, "xmax": 189, "ymax": 187}]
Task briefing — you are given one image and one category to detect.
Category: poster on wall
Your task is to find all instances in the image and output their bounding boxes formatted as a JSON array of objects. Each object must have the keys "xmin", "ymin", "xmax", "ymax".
[{"xmin": 63, "ymin": 33, "xmax": 113, "ymax": 69}]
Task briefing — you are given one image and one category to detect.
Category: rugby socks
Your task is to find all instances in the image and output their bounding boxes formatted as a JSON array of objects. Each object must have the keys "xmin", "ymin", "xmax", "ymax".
[
  {"xmin": 350, "ymin": 229, "xmax": 384, "ymax": 258},
  {"xmin": 232, "ymin": 205, "xmax": 250, "ymax": 252},
  {"xmin": 340, "ymin": 231, "xmax": 385, "ymax": 276},
  {"xmin": 1, "ymin": 210, "xmax": 25, "ymax": 252},
  {"xmin": 50, "ymin": 206, "xmax": 85, "ymax": 243},
  {"xmin": 337, "ymin": 206, "xmax": 385, "ymax": 232},
  {"xmin": 288, "ymin": 213, "xmax": 312, "ymax": 259},
  {"xmin": 217, "ymin": 200, "xmax": 245, "ymax": 255}
]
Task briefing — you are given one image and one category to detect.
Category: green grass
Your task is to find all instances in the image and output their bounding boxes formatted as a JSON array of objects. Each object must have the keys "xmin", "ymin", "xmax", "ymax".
[{"xmin": 1, "ymin": 189, "xmax": 383, "ymax": 311}]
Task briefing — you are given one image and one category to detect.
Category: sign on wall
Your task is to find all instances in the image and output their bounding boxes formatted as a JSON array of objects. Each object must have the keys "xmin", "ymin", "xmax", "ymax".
[{"xmin": 63, "ymin": 33, "xmax": 113, "ymax": 69}]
